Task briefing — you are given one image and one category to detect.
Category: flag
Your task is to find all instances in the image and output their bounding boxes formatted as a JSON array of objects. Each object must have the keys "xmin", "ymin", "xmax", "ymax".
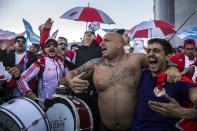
[
  {"xmin": 192, "ymin": 26, "xmax": 197, "ymax": 31},
  {"xmin": 0, "ymin": 28, "xmax": 25, "ymax": 41},
  {"xmin": 23, "ymin": 19, "xmax": 40, "ymax": 43},
  {"xmin": 50, "ymin": 29, "xmax": 59, "ymax": 39},
  {"xmin": 177, "ymin": 30, "xmax": 197, "ymax": 40},
  {"xmin": 96, "ymin": 34, "xmax": 102, "ymax": 44},
  {"xmin": 88, "ymin": 22, "xmax": 100, "ymax": 32}
]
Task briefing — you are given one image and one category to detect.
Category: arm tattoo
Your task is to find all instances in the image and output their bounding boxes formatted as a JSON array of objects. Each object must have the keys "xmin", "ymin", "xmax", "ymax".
[
  {"xmin": 76, "ymin": 57, "xmax": 104, "ymax": 75},
  {"xmin": 102, "ymin": 63, "xmax": 114, "ymax": 67},
  {"xmin": 76, "ymin": 64, "xmax": 88, "ymax": 74},
  {"xmin": 91, "ymin": 57, "xmax": 104, "ymax": 66}
]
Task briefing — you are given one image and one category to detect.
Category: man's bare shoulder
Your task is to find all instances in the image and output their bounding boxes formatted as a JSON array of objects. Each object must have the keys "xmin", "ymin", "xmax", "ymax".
[
  {"xmin": 126, "ymin": 53, "xmax": 147, "ymax": 68},
  {"xmin": 90, "ymin": 57, "xmax": 104, "ymax": 66},
  {"xmin": 127, "ymin": 53, "xmax": 146, "ymax": 60}
]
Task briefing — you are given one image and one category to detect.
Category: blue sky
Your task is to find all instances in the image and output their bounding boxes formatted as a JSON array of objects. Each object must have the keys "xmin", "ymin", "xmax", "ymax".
[{"xmin": 0, "ymin": 0, "xmax": 153, "ymax": 43}]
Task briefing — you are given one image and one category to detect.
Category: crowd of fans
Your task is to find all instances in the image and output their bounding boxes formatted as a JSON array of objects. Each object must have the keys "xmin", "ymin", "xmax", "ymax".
[{"xmin": 0, "ymin": 18, "xmax": 197, "ymax": 131}]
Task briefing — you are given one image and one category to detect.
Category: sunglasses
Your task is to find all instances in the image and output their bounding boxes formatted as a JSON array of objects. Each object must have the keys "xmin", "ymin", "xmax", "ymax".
[
  {"xmin": 16, "ymin": 40, "xmax": 25, "ymax": 44},
  {"xmin": 84, "ymin": 31, "xmax": 95, "ymax": 35},
  {"xmin": 58, "ymin": 43, "xmax": 68, "ymax": 46},
  {"xmin": 45, "ymin": 44, "xmax": 58, "ymax": 48}
]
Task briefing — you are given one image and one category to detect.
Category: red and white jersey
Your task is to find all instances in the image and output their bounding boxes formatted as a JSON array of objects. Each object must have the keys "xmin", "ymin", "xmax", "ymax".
[{"xmin": 20, "ymin": 55, "xmax": 66, "ymax": 100}]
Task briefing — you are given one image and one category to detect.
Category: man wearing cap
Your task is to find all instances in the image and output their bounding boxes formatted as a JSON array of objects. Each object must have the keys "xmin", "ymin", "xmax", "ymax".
[
  {"xmin": 170, "ymin": 39, "xmax": 197, "ymax": 72},
  {"xmin": 169, "ymin": 39, "xmax": 197, "ymax": 130},
  {"xmin": 0, "ymin": 36, "xmax": 37, "ymax": 96},
  {"xmin": 20, "ymin": 18, "xmax": 74, "ymax": 104},
  {"xmin": 20, "ymin": 38, "xmax": 67, "ymax": 103}
]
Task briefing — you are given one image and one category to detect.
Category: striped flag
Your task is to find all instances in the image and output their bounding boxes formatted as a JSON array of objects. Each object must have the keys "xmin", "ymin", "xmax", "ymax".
[
  {"xmin": 0, "ymin": 28, "xmax": 25, "ymax": 41},
  {"xmin": 23, "ymin": 19, "xmax": 40, "ymax": 43},
  {"xmin": 50, "ymin": 29, "xmax": 59, "ymax": 39},
  {"xmin": 177, "ymin": 30, "xmax": 197, "ymax": 40}
]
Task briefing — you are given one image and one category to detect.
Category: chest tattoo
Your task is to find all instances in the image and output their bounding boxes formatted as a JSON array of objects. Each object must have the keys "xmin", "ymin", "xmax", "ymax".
[
  {"xmin": 102, "ymin": 63, "xmax": 114, "ymax": 67},
  {"xmin": 109, "ymin": 67, "xmax": 136, "ymax": 84}
]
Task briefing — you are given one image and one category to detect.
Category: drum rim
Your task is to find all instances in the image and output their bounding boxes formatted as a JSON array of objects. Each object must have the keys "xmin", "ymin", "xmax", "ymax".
[
  {"xmin": 44, "ymin": 97, "xmax": 77, "ymax": 130},
  {"xmin": 0, "ymin": 102, "xmax": 26, "ymax": 130},
  {"xmin": 22, "ymin": 97, "xmax": 50, "ymax": 131}
]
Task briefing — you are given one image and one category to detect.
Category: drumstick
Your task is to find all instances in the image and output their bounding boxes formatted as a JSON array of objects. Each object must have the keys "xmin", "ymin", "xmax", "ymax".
[{"xmin": 34, "ymin": 98, "xmax": 44, "ymax": 103}]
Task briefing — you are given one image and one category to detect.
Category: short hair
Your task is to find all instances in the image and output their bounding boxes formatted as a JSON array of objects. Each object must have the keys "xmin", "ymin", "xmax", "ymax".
[
  {"xmin": 32, "ymin": 43, "xmax": 40, "ymax": 51},
  {"xmin": 116, "ymin": 29, "xmax": 126, "ymax": 35},
  {"xmin": 15, "ymin": 36, "xmax": 26, "ymax": 43},
  {"xmin": 177, "ymin": 45, "xmax": 183, "ymax": 49},
  {"xmin": 71, "ymin": 44, "xmax": 79, "ymax": 49},
  {"xmin": 84, "ymin": 31, "xmax": 95, "ymax": 35},
  {"xmin": 148, "ymin": 38, "xmax": 173, "ymax": 55},
  {"xmin": 58, "ymin": 37, "xmax": 67, "ymax": 42}
]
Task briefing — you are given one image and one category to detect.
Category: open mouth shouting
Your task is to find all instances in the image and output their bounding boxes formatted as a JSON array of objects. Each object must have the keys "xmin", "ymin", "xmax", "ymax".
[
  {"xmin": 148, "ymin": 56, "xmax": 158, "ymax": 70},
  {"xmin": 102, "ymin": 47, "xmax": 107, "ymax": 54},
  {"xmin": 47, "ymin": 48, "xmax": 57, "ymax": 57}
]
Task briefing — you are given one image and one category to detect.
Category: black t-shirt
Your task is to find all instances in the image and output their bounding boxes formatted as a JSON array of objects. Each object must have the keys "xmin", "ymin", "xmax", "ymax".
[{"xmin": 75, "ymin": 40, "xmax": 102, "ymax": 91}]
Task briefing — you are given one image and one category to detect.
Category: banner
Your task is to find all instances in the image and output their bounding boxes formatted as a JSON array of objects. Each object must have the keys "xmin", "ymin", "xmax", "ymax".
[{"xmin": 23, "ymin": 19, "xmax": 40, "ymax": 43}]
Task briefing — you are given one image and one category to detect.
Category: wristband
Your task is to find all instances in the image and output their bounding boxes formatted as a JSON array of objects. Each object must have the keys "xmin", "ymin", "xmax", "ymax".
[{"xmin": 167, "ymin": 61, "xmax": 177, "ymax": 68}]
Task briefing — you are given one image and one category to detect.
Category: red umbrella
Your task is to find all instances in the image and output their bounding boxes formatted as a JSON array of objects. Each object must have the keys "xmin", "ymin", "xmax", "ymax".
[
  {"xmin": 128, "ymin": 20, "xmax": 176, "ymax": 38},
  {"xmin": 60, "ymin": 6, "xmax": 115, "ymax": 24}
]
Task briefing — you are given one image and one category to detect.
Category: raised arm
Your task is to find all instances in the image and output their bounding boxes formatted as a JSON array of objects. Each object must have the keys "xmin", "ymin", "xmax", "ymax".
[
  {"xmin": 64, "ymin": 57, "xmax": 103, "ymax": 93},
  {"xmin": 40, "ymin": 18, "xmax": 53, "ymax": 53}
]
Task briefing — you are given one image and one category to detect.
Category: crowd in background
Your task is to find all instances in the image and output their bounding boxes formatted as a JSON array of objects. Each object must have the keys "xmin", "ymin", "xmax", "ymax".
[{"xmin": 1, "ymin": 18, "xmax": 197, "ymax": 131}]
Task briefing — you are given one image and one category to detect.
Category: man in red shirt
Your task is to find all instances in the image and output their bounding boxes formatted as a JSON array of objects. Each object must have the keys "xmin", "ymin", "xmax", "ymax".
[{"xmin": 170, "ymin": 39, "xmax": 197, "ymax": 72}]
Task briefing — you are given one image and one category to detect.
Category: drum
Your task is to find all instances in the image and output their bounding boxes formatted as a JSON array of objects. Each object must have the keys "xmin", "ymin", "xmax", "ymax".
[
  {"xmin": 0, "ymin": 97, "xmax": 50, "ymax": 131},
  {"xmin": 45, "ymin": 94, "xmax": 93, "ymax": 131},
  {"xmin": 182, "ymin": 65, "xmax": 197, "ymax": 83}
]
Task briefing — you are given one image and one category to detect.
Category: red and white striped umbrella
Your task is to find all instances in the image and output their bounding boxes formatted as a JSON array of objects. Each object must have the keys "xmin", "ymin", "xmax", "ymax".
[
  {"xmin": 60, "ymin": 6, "xmax": 115, "ymax": 24},
  {"xmin": 128, "ymin": 20, "xmax": 176, "ymax": 38}
]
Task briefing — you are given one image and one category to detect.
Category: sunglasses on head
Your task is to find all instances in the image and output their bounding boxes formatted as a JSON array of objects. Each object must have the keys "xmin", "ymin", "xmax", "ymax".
[
  {"xmin": 16, "ymin": 40, "xmax": 25, "ymax": 44},
  {"xmin": 84, "ymin": 31, "xmax": 95, "ymax": 35},
  {"xmin": 58, "ymin": 42, "xmax": 68, "ymax": 46},
  {"xmin": 45, "ymin": 43, "xmax": 58, "ymax": 48}
]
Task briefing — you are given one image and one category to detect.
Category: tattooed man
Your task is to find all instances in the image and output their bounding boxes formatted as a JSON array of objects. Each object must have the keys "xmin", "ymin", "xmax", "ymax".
[{"xmin": 63, "ymin": 32, "xmax": 181, "ymax": 131}]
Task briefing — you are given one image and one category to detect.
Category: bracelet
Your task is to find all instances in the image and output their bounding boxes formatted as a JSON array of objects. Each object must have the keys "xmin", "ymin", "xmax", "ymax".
[{"xmin": 167, "ymin": 61, "xmax": 177, "ymax": 68}]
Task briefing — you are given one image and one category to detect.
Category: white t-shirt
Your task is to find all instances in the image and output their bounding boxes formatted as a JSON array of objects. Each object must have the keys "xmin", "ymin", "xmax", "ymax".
[
  {"xmin": 15, "ymin": 52, "xmax": 25, "ymax": 65},
  {"xmin": 185, "ymin": 55, "xmax": 196, "ymax": 69}
]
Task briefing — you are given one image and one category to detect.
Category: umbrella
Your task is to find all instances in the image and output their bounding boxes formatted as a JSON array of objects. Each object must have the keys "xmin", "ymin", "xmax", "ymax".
[
  {"xmin": 128, "ymin": 20, "xmax": 176, "ymax": 38},
  {"xmin": 60, "ymin": 6, "xmax": 115, "ymax": 24}
]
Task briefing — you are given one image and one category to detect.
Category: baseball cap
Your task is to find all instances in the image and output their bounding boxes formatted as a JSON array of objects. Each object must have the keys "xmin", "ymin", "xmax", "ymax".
[{"xmin": 184, "ymin": 39, "xmax": 195, "ymax": 47}]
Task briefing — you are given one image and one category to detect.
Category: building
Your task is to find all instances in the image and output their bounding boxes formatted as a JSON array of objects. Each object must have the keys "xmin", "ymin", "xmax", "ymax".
[{"xmin": 153, "ymin": 0, "xmax": 197, "ymax": 47}]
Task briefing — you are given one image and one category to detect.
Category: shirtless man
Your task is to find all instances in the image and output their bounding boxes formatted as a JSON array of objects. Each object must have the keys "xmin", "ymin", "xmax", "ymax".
[{"xmin": 64, "ymin": 32, "xmax": 181, "ymax": 130}]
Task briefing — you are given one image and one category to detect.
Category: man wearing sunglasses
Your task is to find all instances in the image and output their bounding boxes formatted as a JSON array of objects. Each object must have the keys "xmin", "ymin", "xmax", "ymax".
[
  {"xmin": 0, "ymin": 36, "xmax": 38, "ymax": 97},
  {"xmin": 20, "ymin": 38, "xmax": 68, "ymax": 105},
  {"xmin": 20, "ymin": 19, "xmax": 74, "ymax": 105},
  {"xmin": 57, "ymin": 36, "xmax": 75, "ymax": 63}
]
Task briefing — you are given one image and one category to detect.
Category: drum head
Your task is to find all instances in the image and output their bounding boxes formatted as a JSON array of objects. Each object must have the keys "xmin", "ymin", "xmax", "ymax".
[
  {"xmin": 0, "ymin": 111, "xmax": 20, "ymax": 131},
  {"xmin": 45, "ymin": 97, "xmax": 76, "ymax": 131}
]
